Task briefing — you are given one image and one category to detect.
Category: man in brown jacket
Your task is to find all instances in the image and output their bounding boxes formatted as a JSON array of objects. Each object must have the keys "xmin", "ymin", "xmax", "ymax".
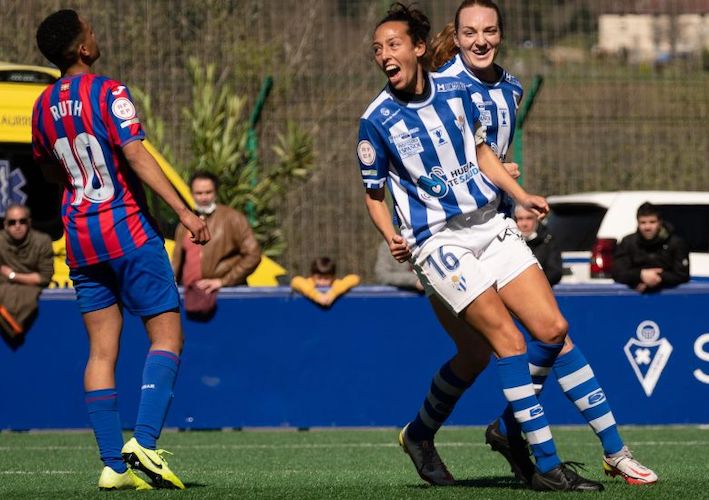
[
  {"xmin": 0, "ymin": 203, "xmax": 54, "ymax": 336},
  {"xmin": 172, "ymin": 171, "xmax": 261, "ymax": 294}
]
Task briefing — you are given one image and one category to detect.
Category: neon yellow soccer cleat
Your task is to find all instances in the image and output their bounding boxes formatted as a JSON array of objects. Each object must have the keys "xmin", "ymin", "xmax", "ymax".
[
  {"xmin": 97, "ymin": 466, "xmax": 152, "ymax": 491},
  {"xmin": 121, "ymin": 437, "xmax": 186, "ymax": 489}
]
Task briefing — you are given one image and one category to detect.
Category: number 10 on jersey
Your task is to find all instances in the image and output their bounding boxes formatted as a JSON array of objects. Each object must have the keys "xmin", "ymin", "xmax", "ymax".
[{"xmin": 53, "ymin": 132, "xmax": 115, "ymax": 205}]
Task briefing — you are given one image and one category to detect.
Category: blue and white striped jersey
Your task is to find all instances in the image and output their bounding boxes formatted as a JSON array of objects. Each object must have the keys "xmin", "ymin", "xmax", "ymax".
[
  {"xmin": 357, "ymin": 73, "xmax": 500, "ymax": 249},
  {"xmin": 437, "ymin": 54, "xmax": 523, "ymax": 161}
]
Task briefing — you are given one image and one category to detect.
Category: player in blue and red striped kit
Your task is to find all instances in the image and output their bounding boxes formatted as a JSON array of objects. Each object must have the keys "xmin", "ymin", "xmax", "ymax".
[{"xmin": 32, "ymin": 9, "xmax": 209, "ymax": 491}]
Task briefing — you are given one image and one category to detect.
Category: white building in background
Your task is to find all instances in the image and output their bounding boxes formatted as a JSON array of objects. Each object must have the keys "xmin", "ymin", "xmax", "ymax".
[{"xmin": 598, "ymin": 14, "xmax": 709, "ymax": 62}]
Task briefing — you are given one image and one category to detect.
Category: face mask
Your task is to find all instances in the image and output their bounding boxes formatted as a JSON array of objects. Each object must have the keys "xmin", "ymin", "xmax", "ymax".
[{"xmin": 195, "ymin": 202, "xmax": 216, "ymax": 216}]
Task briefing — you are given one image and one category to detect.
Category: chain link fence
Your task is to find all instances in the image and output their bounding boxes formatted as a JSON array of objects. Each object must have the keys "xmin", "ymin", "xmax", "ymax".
[{"xmin": 2, "ymin": 0, "xmax": 708, "ymax": 280}]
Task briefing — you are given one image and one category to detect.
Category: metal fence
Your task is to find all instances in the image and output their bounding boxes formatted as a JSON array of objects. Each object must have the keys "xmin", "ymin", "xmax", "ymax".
[{"xmin": 2, "ymin": 0, "xmax": 708, "ymax": 280}]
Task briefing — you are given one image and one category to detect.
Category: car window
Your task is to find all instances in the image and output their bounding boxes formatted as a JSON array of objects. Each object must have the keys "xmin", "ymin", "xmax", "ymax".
[
  {"xmin": 656, "ymin": 204, "xmax": 709, "ymax": 253},
  {"xmin": 546, "ymin": 203, "xmax": 607, "ymax": 251}
]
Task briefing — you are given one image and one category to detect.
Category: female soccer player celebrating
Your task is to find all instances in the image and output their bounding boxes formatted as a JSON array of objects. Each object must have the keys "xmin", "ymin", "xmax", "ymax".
[
  {"xmin": 357, "ymin": 2, "xmax": 601, "ymax": 491},
  {"xmin": 407, "ymin": 0, "xmax": 657, "ymax": 488}
]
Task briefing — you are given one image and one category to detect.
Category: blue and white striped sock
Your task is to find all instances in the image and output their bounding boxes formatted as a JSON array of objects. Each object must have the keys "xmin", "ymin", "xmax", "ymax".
[
  {"xmin": 406, "ymin": 360, "xmax": 473, "ymax": 442},
  {"xmin": 554, "ymin": 346, "xmax": 624, "ymax": 455},
  {"xmin": 497, "ymin": 353, "xmax": 561, "ymax": 474},
  {"xmin": 498, "ymin": 341, "xmax": 563, "ymax": 443}
]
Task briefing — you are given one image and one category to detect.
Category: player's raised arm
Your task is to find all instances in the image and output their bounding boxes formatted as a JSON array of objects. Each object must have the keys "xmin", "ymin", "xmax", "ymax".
[{"xmin": 121, "ymin": 141, "xmax": 210, "ymax": 244}]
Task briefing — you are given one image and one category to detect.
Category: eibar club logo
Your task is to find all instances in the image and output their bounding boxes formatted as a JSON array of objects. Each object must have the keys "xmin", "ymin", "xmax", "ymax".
[{"xmin": 624, "ymin": 320, "xmax": 673, "ymax": 397}]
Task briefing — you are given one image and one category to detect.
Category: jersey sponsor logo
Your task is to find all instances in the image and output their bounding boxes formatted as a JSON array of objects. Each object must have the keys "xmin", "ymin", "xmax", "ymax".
[
  {"xmin": 472, "ymin": 93, "xmax": 493, "ymax": 126},
  {"xmin": 478, "ymin": 106, "xmax": 492, "ymax": 127},
  {"xmin": 357, "ymin": 140, "xmax": 376, "ymax": 166},
  {"xmin": 111, "ymin": 97, "xmax": 136, "ymax": 120},
  {"xmin": 624, "ymin": 320, "xmax": 673, "ymax": 397},
  {"xmin": 394, "ymin": 137, "xmax": 424, "ymax": 159},
  {"xmin": 111, "ymin": 85, "xmax": 127, "ymax": 96},
  {"xmin": 388, "ymin": 128, "xmax": 420, "ymax": 144},
  {"xmin": 381, "ymin": 108, "xmax": 401, "ymax": 126},
  {"xmin": 417, "ymin": 167, "xmax": 448, "ymax": 198},
  {"xmin": 436, "ymin": 81, "xmax": 467, "ymax": 92},
  {"xmin": 380, "ymin": 108, "xmax": 390, "ymax": 116}
]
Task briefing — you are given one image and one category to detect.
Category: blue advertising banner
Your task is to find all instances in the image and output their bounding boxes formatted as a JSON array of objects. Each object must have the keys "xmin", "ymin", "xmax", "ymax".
[{"xmin": 1, "ymin": 284, "xmax": 708, "ymax": 429}]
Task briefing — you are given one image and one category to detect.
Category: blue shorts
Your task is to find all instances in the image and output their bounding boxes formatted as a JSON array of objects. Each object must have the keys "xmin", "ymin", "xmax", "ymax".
[{"xmin": 70, "ymin": 237, "xmax": 180, "ymax": 316}]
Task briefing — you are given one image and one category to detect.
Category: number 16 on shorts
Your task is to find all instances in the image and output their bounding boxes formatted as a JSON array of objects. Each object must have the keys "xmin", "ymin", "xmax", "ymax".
[{"xmin": 414, "ymin": 246, "xmax": 494, "ymax": 314}]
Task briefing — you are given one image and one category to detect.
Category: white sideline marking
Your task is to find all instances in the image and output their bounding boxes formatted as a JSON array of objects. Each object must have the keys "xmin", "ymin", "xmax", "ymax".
[
  {"xmin": 0, "ymin": 440, "xmax": 706, "ymax": 452},
  {"xmin": 0, "ymin": 470, "xmax": 74, "ymax": 475}
]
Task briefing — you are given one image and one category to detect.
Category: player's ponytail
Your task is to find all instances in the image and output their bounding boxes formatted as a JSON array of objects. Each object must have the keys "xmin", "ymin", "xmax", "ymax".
[{"xmin": 430, "ymin": 22, "xmax": 458, "ymax": 71}]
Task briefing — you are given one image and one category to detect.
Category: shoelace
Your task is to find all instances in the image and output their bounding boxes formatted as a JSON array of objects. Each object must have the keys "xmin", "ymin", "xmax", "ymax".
[
  {"xmin": 154, "ymin": 449, "xmax": 173, "ymax": 465},
  {"xmin": 560, "ymin": 461, "xmax": 589, "ymax": 481}
]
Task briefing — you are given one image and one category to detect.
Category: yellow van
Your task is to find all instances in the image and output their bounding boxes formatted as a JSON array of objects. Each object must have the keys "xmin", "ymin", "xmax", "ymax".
[{"xmin": 0, "ymin": 62, "xmax": 284, "ymax": 286}]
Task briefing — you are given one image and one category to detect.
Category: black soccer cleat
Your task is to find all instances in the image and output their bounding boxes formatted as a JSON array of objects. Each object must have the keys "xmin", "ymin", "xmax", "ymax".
[
  {"xmin": 531, "ymin": 462, "xmax": 604, "ymax": 492},
  {"xmin": 485, "ymin": 418, "xmax": 535, "ymax": 485}
]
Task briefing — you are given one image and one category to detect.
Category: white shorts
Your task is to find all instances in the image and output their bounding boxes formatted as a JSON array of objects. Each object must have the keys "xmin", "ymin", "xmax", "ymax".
[{"xmin": 413, "ymin": 210, "xmax": 539, "ymax": 314}]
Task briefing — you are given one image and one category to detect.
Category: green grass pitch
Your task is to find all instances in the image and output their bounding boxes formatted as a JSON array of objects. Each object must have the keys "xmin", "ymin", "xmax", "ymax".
[{"xmin": 0, "ymin": 426, "xmax": 707, "ymax": 499}]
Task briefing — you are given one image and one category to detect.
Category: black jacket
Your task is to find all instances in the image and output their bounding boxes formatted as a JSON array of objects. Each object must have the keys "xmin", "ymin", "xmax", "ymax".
[
  {"xmin": 526, "ymin": 225, "xmax": 562, "ymax": 286},
  {"xmin": 611, "ymin": 223, "xmax": 690, "ymax": 290}
]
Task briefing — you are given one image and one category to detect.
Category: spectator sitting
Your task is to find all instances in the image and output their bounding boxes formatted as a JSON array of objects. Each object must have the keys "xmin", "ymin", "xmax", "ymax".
[
  {"xmin": 611, "ymin": 202, "xmax": 690, "ymax": 293},
  {"xmin": 172, "ymin": 170, "xmax": 262, "ymax": 294},
  {"xmin": 0, "ymin": 203, "xmax": 54, "ymax": 337},
  {"xmin": 291, "ymin": 257, "xmax": 360, "ymax": 307},
  {"xmin": 515, "ymin": 205, "xmax": 562, "ymax": 286},
  {"xmin": 374, "ymin": 240, "xmax": 423, "ymax": 291}
]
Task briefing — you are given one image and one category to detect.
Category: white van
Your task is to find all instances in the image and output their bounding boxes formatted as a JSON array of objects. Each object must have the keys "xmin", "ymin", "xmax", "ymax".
[{"xmin": 545, "ymin": 191, "xmax": 709, "ymax": 283}]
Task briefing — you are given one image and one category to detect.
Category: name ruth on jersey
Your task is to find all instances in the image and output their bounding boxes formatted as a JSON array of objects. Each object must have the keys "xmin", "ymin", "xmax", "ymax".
[{"xmin": 50, "ymin": 100, "xmax": 82, "ymax": 121}]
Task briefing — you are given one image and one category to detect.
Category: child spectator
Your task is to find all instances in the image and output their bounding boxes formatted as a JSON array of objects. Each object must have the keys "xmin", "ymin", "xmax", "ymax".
[{"xmin": 291, "ymin": 257, "xmax": 360, "ymax": 307}]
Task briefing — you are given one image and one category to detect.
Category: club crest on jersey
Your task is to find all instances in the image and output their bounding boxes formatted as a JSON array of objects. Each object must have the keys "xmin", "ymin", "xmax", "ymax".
[
  {"xmin": 451, "ymin": 274, "xmax": 467, "ymax": 292},
  {"xmin": 624, "ymin": 320, "xmax": 673, "ymax": 397},
  {"xmin": 417, "ymin": 167, "xmax": 448, "ymax": 198}
]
